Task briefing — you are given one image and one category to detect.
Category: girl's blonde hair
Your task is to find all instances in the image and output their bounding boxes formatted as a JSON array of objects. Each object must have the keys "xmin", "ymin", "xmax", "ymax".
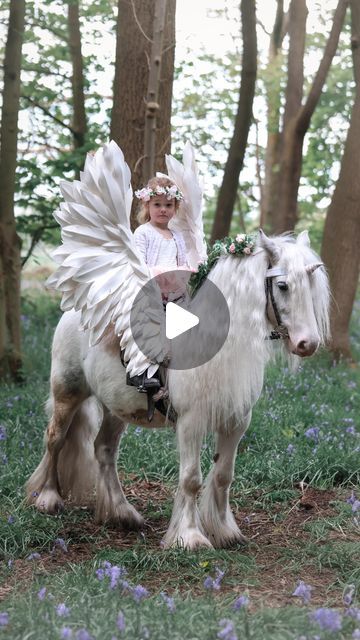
[{"xmin": 136, "ymin": 176, "xmax": 181, "ymax": 224}]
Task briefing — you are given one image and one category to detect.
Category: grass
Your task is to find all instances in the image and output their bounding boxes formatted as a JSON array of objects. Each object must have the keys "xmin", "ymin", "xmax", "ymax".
[{"xmin": 0, "ymin": 289, "xmax": 359, "ymax": 639}]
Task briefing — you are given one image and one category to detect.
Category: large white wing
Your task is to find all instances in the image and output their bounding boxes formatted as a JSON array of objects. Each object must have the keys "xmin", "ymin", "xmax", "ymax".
[
  {"xmin": 46, "ymin": 140, "xmax": 165, "ymax": 377},
  {"xmin": 162, "ymin": 141, "xmax": 207, "ymax": 270}
]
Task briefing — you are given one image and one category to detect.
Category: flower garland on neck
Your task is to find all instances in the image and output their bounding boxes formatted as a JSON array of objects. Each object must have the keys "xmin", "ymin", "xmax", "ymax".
[{"xmin": 189, "ymin": 233, "xmax": 256, "ymax": 295}]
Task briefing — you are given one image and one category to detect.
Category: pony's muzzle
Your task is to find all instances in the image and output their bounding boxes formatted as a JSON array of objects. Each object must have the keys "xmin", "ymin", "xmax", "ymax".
[{"xmin": 291, "ymin": 338, "xmax": 319, "ymax": 357}]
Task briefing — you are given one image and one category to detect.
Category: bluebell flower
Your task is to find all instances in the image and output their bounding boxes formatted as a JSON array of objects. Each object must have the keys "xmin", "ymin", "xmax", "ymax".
[
  {"xmin": 232, "ymin": 594, "xmax": 249, "ymax": 610},
  {"xmin": 352, "ymin": 629, "xmax": 360, "ymax": 639},
  {"xmin": 37, "ymin": 587, "xmax": 47, "ymax": 600},
  {"xmin": 204, "ymin": 567, "xmax": 225, "ymax": 591},
  {"xmin": 7, "ymin": 515, "xmax": 14, "ymax": 524},
  {"xmin": 160, "ymin": 592, "xmax": 176, "ymax": 613},
  {"xmin": 0, "ymin": 612, "xmax": 9, "ymax": 627},
  {"xmin": 304, "ymin": 427, "xmax": 320, "ymax": 442},
  {"xmin": 217, "ymin": 618, "xmax": 237, "ymax": 640},
  {"xmin": 346, "ymin": 607, "xmax": 360, "ymax": 622},
  {"xmin": 310, "ymin": 608, "xmax": 342, "ymax": 632},
  {"xmin": 60, "ymin": 627, "xmax": 73, "ymax": 639},
  {"xmin": 286, "ymin": 444, "xmax": 295, "ymax": 455},
  {"xmin": 343, "ymin": 584, "xmax": 355, "ymax": 606},
  {"xmin": 76, "ymin": 630, "xmax": 93, "ymax": 640},
  {"xmin": 27, "ymin": 552, "xmax": 41, "ymax": 560},
  {"xmin": 0, "ymin": 426, "xmax": 6, "ymax": 440},
  {"xmin": 53, "ymin": 538, "xmax": 68, "ymax": 553},
  {"xmin": 56, "ymin": 603, "xmax": 70, "ymax": 617},
  {"xmin": 292, "ymin": 580, "xmax": 313, "ymax": 604},
  {"xmin": 131, "ymin": 585, "xmax": 149, "ymax": 603},
  {"xmin": 116, "ymin": 611, "xmax": 125, "ymax": 632}
]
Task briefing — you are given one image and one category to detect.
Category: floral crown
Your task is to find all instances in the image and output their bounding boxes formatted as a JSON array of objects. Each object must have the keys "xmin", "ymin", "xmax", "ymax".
[{"xmin": 134, "ymin": 185, "xmax": 184, "ymax": 202}]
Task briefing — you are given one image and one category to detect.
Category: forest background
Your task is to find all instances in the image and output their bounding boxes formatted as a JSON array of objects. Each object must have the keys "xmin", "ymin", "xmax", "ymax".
[{"xmin": 0, "ymin": 0, "xmax": 360, "ymax": 381}]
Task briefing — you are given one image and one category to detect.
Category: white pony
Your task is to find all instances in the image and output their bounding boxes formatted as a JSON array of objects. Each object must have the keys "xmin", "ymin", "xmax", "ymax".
[{"xmin": 26, "ymin": 142, "xmax": 330, "ymax": 550}]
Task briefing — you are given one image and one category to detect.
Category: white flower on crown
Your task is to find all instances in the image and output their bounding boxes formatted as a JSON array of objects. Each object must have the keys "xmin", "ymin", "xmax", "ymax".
[
  {"xmin": 135, "ymin": 187, "xmax": 152, "ymax": 202},
  {"xmin": 166, "ymin": 185, "xmax": 179, "ymax": 200},
  {"xmin": 135, "ymin": 184, "xmax": 184, "ymax": 201}
]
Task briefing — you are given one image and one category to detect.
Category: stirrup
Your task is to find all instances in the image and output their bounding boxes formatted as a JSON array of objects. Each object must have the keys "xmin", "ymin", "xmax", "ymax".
[{"xmin": 127, "ymin": 372, "xmax": 161, "ymax": 393}]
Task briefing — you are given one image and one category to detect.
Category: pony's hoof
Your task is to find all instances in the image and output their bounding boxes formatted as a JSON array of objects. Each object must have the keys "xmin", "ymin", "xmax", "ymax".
[
  {"xmin": 162, "ymin": 528, "xmax": 213, "ymax": 551},
  {"xmin": 95, "ymin": 502, "xmax": 144, "ymax": 530},
  {"xmin": 34, "ymin": 488, "xmax": 64, "ymax": 514}
]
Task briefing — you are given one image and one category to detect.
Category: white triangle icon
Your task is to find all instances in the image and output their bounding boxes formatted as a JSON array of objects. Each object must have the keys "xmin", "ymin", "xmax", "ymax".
[{"xmin": 166, "ymin": 302, "xmax": 199, "ymax": 339}]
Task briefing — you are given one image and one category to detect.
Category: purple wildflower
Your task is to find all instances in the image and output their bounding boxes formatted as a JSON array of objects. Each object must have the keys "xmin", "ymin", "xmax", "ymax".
[
  {"xmin": 292, "ymin": 580, "xmax": 313, "ymax": 604},
  {"xmin": 352, "ymin": 500, "xmax": 360, "ymax": 513},
  {"xmin": 37, "ymin": 587, "xmax": 47, "ymax": 601},
  {"xmin": 0, "ymin": 426, "xmax": 6, "ymax": 440},
  {"xmin": 346, "ymin": 426, "xmax": 356, "ymax": 435},
  {"xmin": 116, "ymin": 611, "xmax": 125, "ymax": 632},
  {"xmin": 160, "ymin": 592, "xmax": 176, "ymax": 613},
  {"xmin": 95, "ymin": 568, "xmax": 105, "ymax": 580},
  {"xmin": 204, "ymin": 568, "xmax": 225, "ymax": 591},
  {"xmin": 353, "ymin": 630, "xmax": 360, "ymax": 639},
  {"xmin": 346, "ymin": 491, "xmax": 357, "ymax": 505},
  {"xmin": 305, "ymin": 427, "xmax": 320, "ymax": 442},
  {"xmin": 346, "ymin": 608, "xmax": 360, "ymax": 622},
  {"xmin": 76, "ymin": 630, "xmax": 93, "ymax": 640},
  {"xmin": 286, "ymin": 444, "xmax": 295, "ymax": 455},
  {"xmin": 232, "ymin": 594, "xmax": 249, "ymax": 610},
  {"xmin": 27, "ymin": 552, "xmax": 41, "ymax": 560},
  {"xmin": 0, "ymin": 612, "xmax": 9, "ymax": 627},
  {"xmin": 131, "ymin": 585, "xmax": 149, "ymax": 603},
  {"xmin": 53, "ymin": 538, "xmax": 68, "ymax": 553},
  {"xmin": 343, "ymin": 584, "xmax": 355, "ymax": 606},
  {"xmin": 217, "ymin": 618, "xmax": 238, "ymax": 640},
  {"xmin": 61, "ymin": 628, "xmax": 73, "ymax": 639},
  {"xmin": 56, "ymin": 603, "xmax": 70, "ymax": 617},
  {"xmin": 109, "ymin": 565, "xmax": 124, "ymax": 590},
  {"xmin": 311, "ymin": 608, "xmax": 342, "ymax": 632},
  {"xmin": 7, "ymin": 516, "xmax": 14, "ymax": 524}
]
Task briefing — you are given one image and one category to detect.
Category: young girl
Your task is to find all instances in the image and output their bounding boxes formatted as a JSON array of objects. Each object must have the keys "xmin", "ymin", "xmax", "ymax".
[{"xmin": 128, "ymin": 176, "xmax": 190, "ymax": 392}]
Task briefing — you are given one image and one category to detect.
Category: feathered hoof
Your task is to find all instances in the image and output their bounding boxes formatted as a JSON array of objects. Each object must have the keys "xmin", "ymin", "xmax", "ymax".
[
  {"xmin": 95, "ymin": 501, "xmax": 144, "ymax": 530},
  {"xmin": 206, "ymin": 526, "xmax": 248, "ymax": 549},
  {"xmin": 34, "ymin": 488, "xmax": 65, "ymax": 514},
  {"xmin": 161, "ymin": 528, "xmax": 214, "ymax": 551}
]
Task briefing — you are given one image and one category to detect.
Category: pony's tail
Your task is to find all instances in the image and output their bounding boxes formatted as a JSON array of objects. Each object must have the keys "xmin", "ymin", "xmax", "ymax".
[{"xmin": 57, "ymin": 397, "xmax": 102, "ymax": 506}]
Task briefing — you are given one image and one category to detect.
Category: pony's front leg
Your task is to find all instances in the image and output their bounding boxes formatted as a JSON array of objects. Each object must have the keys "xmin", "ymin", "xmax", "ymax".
[
  {"xmin": 26, "ymin": 395, "xmax": 83, "ymax": 513},
  {"xmin": 94, "ymin": 407, "xmax": 144, "ymax": 529},
  {"xmin": 200, "ymin": 413, "xmax": 251, "ymax": 548},
  {"xmin": 162, "ymin": 412, "xmax": 212, "ymax": 550}
]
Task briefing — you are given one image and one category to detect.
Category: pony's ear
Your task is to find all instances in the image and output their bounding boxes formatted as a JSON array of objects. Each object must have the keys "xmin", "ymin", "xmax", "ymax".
[
  {"xmin": 258, "ymin": 229, "xmax": 280, "ymax": 264},
  {"xmin": 296, "ymin": 230, "xmax": 310, "ymax": 247}
]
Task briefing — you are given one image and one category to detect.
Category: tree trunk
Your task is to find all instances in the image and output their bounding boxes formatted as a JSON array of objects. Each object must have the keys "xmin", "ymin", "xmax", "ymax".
[
  {"xmin": 0, "ymin": 0, "xmax": 25, "ymax": 382},
  {"xmin": 111, "ymin": 0, "xmax": 176, "ymax": 225},
  {"xmin": 210, "ymin": 0, "xmax": 257, "ymax": 243},
  {"xmin": 143, "ymin": 0, "xmax": 167, "ymax": 183},
  {"xmin": 67, "ymin": 0, "xmax": 87, "ymax": 152},
  {"xmin": 261, "ymin": 0, "xmax": 286, "ymax": 229},
  {"xmin": 269, "ymin": 0, "xmax": 348, "ymax": 234},
  {"xmin": 321, "ymin": 0, "xmax": 360, "ymax": 361}
]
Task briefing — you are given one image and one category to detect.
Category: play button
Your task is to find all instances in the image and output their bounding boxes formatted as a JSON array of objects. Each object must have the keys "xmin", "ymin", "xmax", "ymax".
[
  {"xmin": 130, "ymin": 269, "xmax": 230, "ymax": 370},
  {"xmin": 166, "ymin": 302, "xmax": 199, "ymax": 339}
]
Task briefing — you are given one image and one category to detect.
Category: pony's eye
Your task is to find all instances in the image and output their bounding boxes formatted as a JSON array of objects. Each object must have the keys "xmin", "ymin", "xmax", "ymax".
[{"xmin": 277, "ymin": 281, "xmax": 288, "ymax": 292}]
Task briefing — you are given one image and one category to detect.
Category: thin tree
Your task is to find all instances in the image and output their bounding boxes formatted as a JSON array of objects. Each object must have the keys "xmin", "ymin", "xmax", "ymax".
[
  {"xmin": 67, "ymin": 0, "xmax": 87, "ymax": 152},
  {"xmin": 0, "ymin": 0, "xmax": 25, "ymax": 381},
  {"xmin": 321, "ymin": 0, "xmax": 360, "ymax": 361},
  {"xmin": 111, "ymin": 0, "xmax": 176, "ymax": 225},
  {"xmin": 267, "ymin": 0, "xmax": 349, "ymax": 234},
  {"xmin": 210, "ymin": 0, "xmax": 257, "ymax": 243}
]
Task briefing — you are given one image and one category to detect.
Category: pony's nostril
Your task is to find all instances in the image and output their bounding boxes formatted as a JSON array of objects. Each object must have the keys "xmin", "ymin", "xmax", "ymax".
[{"xmin": 297, "ymin": 340, "xmax": 307, "ymax": 352}]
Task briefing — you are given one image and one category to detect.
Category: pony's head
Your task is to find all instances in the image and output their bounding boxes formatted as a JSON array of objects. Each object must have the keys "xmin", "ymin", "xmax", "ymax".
[{"xmin": 258, "ymin": 230, "xmax": 330, "ymax": 358}]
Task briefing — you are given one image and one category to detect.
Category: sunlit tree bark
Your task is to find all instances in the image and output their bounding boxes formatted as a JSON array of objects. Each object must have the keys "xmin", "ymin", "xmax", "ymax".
[
  {"xmin": 267, "ymin": 0, "xmax": 348, "ymax": 233},
  {"xmin": 0, "ymin": 0, "xmax": 25, "ymax": 381},
  {"xmin": 211, "ymin": 0, "xmax": 257, "ymax": 243},
  {"xmin": 321, "ymin": 0, "xmax": 360, "ymax": 361},
  {"xmin": 68, "ymin": 0, "xmax": 87, "ymax": 152},
  {"xmin": 111, "ymin": 0, "xmax": 176, "ymax": 225}
]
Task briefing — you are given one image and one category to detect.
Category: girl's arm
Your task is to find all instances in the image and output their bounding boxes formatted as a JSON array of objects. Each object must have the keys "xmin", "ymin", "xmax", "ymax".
[{"xmin": 133, "ymin": 225, "xmax": 148, "ymax": 264}]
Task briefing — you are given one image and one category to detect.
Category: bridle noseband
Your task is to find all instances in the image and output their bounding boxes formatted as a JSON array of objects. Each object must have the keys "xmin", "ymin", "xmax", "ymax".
[{"xmin": 265, "ymin": 266, "xmax": 289, "ymax": 341}]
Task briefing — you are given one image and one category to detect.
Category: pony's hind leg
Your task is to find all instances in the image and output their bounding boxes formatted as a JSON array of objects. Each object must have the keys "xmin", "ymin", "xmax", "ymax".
[
  {"xmin": 200, "ymin": 413, "xmax": 251, "ymax": 548},
  {"xmin": 94, "ymin": 407, "xmax": 144, "ymax": 529},
  {"xmin": 26, "ymin": 388, "xmax": 86, "ymax": 513},
  {"xmin": 162, "ymin": 412, "xmax": 212, "ymax": 550}
]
